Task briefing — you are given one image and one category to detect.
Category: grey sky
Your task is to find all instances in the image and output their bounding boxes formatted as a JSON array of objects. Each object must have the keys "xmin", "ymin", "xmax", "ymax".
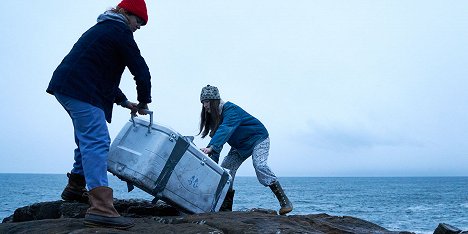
[{"xmin": 0, "ymin": 0, "xmax": 467, "ymax": 176}]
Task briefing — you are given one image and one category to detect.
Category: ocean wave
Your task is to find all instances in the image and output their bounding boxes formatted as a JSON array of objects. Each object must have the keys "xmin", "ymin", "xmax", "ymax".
[
  {"xmin": 385, "ymin": 220, "xmax": 434, "ymax": 234},
  {"xmin": 406, "ymin": 205, "xmax": 432, "ymax": 212}
]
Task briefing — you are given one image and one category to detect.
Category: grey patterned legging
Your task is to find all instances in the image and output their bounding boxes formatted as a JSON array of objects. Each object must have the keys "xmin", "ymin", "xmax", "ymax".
[{"xmin": 221, "ymin": 137, "xmax": 277, "ymax": 188}]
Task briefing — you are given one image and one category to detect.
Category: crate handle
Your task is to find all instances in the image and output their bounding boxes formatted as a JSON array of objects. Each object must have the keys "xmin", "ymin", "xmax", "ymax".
[{"xmin": 130, "ymin": 109, "xmax": 154, "ymax": 133}]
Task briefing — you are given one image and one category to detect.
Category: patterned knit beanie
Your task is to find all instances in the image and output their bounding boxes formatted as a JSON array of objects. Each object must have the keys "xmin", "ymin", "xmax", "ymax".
[
  {"xmin": 200, "ymin": 85, "xmax": 221, "ymax": 103},
  {"xmin": 118, "ymin": 0, "xmax": 148, "ymax": 25}
]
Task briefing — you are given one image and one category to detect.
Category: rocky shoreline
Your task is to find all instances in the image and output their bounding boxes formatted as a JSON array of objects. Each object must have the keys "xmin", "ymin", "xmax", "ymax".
[{"xmin": 1, "ymin": 199, "xmax": 465, "ymax": 233}]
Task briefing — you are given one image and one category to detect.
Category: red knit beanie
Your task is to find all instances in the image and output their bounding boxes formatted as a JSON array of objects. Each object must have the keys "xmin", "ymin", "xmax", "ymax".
[{"xmin": 118, "ymin": 0, "xmax": 148, "ymax": 25}]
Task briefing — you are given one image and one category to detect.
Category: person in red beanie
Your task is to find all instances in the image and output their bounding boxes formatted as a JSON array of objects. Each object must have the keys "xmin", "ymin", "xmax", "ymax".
[{"xmin": 47, "ymin": 0, "xmax": 151, "ymax": 230}]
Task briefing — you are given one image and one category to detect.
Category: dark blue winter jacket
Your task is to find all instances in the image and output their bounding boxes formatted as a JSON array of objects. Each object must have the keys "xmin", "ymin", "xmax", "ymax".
[
  {"xmin": 47, "ymin": 18, "xmax": 151, "ymax": 123},
  {"xmin": 208, "ymin": 102, "xmax": 269, "ymax": 159}
]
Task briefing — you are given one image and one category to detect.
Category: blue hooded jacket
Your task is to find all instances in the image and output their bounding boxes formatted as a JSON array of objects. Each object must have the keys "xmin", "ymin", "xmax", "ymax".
[
  {"xmin": 208, "ymin": 102, "xmax": 269, "ymax": 159},
  {"xmin": 46, "ymin": 12, "xmax": 151, "ymax": 123}
]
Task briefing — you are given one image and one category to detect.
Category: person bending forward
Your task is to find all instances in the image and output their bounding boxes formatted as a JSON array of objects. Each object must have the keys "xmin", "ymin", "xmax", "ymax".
[{"xmin": 198, "ymin": 85, "xmax": 293, "ymax": 215}]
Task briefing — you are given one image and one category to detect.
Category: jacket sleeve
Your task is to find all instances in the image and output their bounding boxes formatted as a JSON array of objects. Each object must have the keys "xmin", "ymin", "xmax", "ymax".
[
  {"xmin": 208, "ymin": 106, "xmax": 241, "ymax": 154},
  {"xmin": 114, "ymin": 87, "xmax": 128, "ymax": 104},
  {"xmin": 121, "ymin": 33, "xmax": 152, "ymax": 104}
]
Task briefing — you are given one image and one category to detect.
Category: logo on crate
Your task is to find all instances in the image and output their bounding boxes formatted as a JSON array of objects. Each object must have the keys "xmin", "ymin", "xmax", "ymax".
[{"xmin": 188, "ymin": 176, "xmax": 199, "ymax": 189}]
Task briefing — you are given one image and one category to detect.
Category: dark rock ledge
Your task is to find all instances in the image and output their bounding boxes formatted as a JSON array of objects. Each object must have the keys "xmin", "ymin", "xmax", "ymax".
[{"xmin": 0, "ymin": 199, "xmax": 460, "ymax": 234}]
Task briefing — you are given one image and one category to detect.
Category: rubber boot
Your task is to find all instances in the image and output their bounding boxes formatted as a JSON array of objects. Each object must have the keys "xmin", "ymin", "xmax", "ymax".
[
  {"xmin": 84, "ymin": 186, "xmax": 134, "ymax": 230},
  {"xmin": 61, "ymin": 173, "xmax": 89, "ymax": 203},
  {"xmin": 269, "ymin": 181, "xmax": 293, "ymax": 215},
  {"xmin": 219, "ymin": 189, "xmax": 235, "ymax": 211}
]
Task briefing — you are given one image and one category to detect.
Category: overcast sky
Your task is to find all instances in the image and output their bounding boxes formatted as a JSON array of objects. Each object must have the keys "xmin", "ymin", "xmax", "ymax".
[{"xmin": 0, "ymin": 0, "xmax": 467, "ymax": 176}]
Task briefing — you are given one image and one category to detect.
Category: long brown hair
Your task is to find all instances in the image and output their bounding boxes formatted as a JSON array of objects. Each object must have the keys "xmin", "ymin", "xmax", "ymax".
[
  {"xmin": 110, "ymin": 7, "xmax": 131, "ymax": 21},
  {"xmin": 110, "ymin": 7, "xmax": 128, "ymax": 15},
  {"xmin": 199, "ymin": 100, "xmax": 221, "ymax": 138}
]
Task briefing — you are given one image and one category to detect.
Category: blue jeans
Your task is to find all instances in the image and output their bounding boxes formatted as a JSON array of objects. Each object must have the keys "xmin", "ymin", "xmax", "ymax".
[{"xmin": 55, "ymin": 93, "xmax": 110, "ymax": 190}]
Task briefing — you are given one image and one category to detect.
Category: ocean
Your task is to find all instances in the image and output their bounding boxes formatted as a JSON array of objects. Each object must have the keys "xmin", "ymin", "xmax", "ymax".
[{"xmin": 0, "ymin": 174, "xmax": 466, "ymax": 234}]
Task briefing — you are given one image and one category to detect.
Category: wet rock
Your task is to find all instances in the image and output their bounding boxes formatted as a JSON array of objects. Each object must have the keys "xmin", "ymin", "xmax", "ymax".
[
  {"xmin": 1, "ymin": 199, "xmax": 416, "ymax": 233},
  {"xmin": 434, "ymin": 223, "xmax": 463, "ymax": 234}
]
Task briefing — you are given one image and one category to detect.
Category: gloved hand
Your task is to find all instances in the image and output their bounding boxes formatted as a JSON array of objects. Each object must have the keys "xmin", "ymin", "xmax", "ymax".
[
  {"xmin": 129, "ymin": 102, "xmax": 149, "ymax": 116},
  {"xmin": 136, "ymin": 103, "xmax": 149, "ymax": 115}
]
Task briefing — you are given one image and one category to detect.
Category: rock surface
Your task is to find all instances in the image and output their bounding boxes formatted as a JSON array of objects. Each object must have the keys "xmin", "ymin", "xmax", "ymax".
[
  {"xmin": 0, "ymin": 199, "xmax": 432, "ymax": 233},
  {"xmin": 434, "ymin": 223, "xmax": 468, "ymax": 234}
]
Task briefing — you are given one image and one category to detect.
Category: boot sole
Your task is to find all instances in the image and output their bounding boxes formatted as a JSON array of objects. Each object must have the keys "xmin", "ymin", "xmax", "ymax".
[
  {"xmin": 83, "ymin": 220, "xmax": 134, "ymax": 230},
  {"xmin": 62, "ymin": 189, "xmax": 89, "ymax": 203},
  {"xmin": 61, "ymin": 197, "xmax": 89, "ymax": 203},
  {"xmin": 279, "ymin": 208, "xmax": 293, "ymax": 215}
]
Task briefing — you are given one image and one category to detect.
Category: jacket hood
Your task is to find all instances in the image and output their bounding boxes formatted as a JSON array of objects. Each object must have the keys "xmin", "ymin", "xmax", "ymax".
[{"xmin": 97, "ymin": 10, "xmax": 128, "ymax": 25}]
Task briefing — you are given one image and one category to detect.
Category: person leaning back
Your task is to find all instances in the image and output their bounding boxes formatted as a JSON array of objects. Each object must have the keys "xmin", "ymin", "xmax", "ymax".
[{"xmin": 46, "ymin": 0, "xmax": 152, "ymax": 229}]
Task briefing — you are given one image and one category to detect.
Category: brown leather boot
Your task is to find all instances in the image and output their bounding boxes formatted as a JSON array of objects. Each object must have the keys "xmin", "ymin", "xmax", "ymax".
[
  {"xmin": 84, "ymin": 186, "xmax": 134, "ymax": 229},
  {"xmin": 269, "ymin": 181, "xmax": 293, "ymax": 215},
  {"xmin": 61, "ymin": 173, "xmax": 88, "ymax": 203},
  {"xmin": 219, "ymin": 189, "xmax": 235, "ymax": 211}
]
